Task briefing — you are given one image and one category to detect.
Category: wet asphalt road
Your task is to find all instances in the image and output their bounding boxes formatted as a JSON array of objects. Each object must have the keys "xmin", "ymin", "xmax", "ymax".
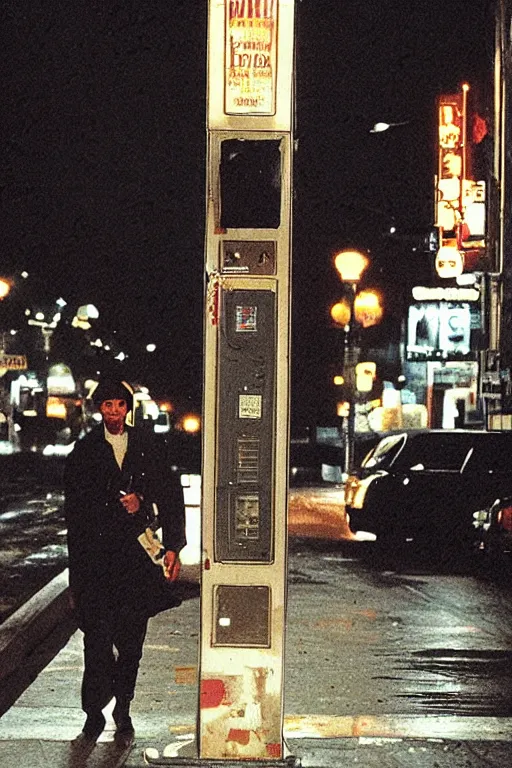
[
  {"xmin": 2, "ymin": 459, "xmax": 512, "ymax": 722},
  {"xmin": 287, "ymin": 536, "xmax": 512, "ymax": 719},
  {"xmin": 0, "ymin": 454, "xmax": 67, "ymax": 622}
]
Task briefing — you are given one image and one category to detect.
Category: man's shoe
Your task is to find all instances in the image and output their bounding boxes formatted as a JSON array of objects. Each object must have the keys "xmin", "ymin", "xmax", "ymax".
[
  {"xmin": 114, "ymin": 726, "xmax": 135, "ymax": 748},
  {"xmin": 113, "ymin": 699, "xmax": 134, "ymax": 735},
  {"xmin": 81, "ymin": 712, "xmax": 106, "ymax": 741}
]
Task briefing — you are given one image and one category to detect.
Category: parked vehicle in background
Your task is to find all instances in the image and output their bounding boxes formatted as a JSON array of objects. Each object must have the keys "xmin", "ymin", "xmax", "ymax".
[
  {"xmin": 345, "ymin": 429, "xmax": 512, "ymax": 557},
  {"xmin": 474, "ymin": 496, "xmax": 512, "ymax": 577}
]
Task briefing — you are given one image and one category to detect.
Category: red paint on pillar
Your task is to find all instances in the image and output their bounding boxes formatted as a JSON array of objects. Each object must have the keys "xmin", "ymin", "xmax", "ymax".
[
  {"xmin": 227, "ymin": 729, "xmax": 251, "ymax": 745},
  {"xmin": 200, "ymin": 679, "xmax": 226, "ymax": 708}
]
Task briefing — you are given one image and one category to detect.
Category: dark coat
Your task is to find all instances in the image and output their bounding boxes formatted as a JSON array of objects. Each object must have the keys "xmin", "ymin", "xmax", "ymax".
[{"xmin": 64, "ymin": 424, "xmax": 186, "ymax": 621}]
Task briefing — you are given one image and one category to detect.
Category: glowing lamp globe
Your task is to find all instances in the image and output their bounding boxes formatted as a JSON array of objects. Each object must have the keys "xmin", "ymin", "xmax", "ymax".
[
  {"xmin": 182, "ymin": 414, "xmax": 201, "ymax": 434},
  {"xmin": 330, "ymin": 299, "xmax": 351, "ymax": 327},
  {"xmin": 354, "ymin": 290, "xmax": 384, "ymax": 328},
  {"xmin": 0, "ymin": 278, "xmax": 11, "ymax": 300},
  {"xmin": 334, "ymin": 250, "xmax": 369, "ymax": 283}
]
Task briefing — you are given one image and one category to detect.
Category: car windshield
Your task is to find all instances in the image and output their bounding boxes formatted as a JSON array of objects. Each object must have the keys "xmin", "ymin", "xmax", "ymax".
[{"xmin": 362, "ymin": 434, "xmax": 406, "ymax": 469}]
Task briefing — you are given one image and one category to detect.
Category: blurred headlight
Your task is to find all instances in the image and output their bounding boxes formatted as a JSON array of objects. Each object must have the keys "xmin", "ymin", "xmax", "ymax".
[
  {"xmin": 472, "ymin": 509, "xmax": 488, "ymax": 525},
  {"xmin": 46, "ymin": 397, "xmax": 67, "ymax": 419},
  {"xmin": 344, "ymin": 475, "xmax": 359, "ymax": 506},
  {"xmin": 346, "ymin": 472, "xmax": 384, "ymax": 509}
]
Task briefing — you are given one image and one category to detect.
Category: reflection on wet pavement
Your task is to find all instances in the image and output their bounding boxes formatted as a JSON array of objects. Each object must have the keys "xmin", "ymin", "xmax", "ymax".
[
  {"xmin": 387, "ymin": 648, "xmax": 512, "ymax": 716},
  {"xmin": 0, "ymin": 456, "xmax": 67, "ymax": 623}
]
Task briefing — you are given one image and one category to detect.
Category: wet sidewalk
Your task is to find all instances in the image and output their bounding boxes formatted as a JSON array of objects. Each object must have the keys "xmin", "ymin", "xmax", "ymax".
[{"xmin": 1, "ymin": 566, "xmax": 512, "ymax": 767}]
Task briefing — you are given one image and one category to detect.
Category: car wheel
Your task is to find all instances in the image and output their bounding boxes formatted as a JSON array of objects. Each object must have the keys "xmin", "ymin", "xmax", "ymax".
[
  {"xmin": 485, "ymin": 538, "xmax": 512, "ymax": 582},
  {"xmin": 374, "ymin": 531, "xmax": 406, "ymax": 563},
  {"xmin": 434, "ymin": 527, "xmax": 478, "ymax": 573}
]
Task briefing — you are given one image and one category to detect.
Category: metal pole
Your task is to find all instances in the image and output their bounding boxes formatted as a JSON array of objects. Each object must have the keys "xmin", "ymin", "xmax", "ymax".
[{"xmin": 344, "ymin": 283, "xmax": 357, "ymax": 476}]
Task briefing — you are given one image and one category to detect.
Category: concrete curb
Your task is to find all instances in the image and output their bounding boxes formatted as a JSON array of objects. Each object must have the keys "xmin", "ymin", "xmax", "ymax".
[
  {"xmin": 0, "ymin": 569, "xmax": 76, "ymax": 716},
  {"xmin": 0, "ymin": 564, "xmax": 200, "ymax": 717}
]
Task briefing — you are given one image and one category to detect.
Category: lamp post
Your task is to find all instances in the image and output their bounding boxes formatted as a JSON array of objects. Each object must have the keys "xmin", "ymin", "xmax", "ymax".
[{"xmin": 333, "ymin": 249, "xmax": 369, "ymax": 477}]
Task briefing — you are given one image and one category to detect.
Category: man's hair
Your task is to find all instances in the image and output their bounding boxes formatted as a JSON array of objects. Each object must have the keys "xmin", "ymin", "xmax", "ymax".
[{"xmin": 90, "ymin": 378, "xmax": 134, "ymax": 411}]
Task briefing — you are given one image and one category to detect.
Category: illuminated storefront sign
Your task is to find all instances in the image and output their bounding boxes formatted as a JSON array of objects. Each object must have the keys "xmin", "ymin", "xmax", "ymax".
[
  {"xmin": 412, "ymin": 286, "xmax": 480, "ymax": 302},
  {"xmin": 435, "ymin": 244, "xmax": 464, "ymax": 278},
  {"xmin": 435, "ymin": 87, "xmax": 487, "ymax": 274},
  {"xmin": 0, "ymin": 354, "xmax": 27, "ymax": 371},
  {"xmin": 225, "ymin": 0, "xmax": 278, "ymax": 115},
  {"xmin": 407, "ymin": 297, "xmax": 480, "ymax": 360}
]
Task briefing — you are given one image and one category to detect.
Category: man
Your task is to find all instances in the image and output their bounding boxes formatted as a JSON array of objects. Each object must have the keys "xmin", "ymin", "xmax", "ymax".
[{"xmin": 65, "ymin": 378, "xmax": 186, "ymax": 744}]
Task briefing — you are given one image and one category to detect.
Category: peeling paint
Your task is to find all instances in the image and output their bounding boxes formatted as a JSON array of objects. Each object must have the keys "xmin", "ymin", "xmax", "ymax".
[
  {"xmin": 200, "ymin": 667, "xmax": 282, "ymax": 759},
  {"xmin": 175, "ymin": 666, "xmax": 197, "ymax": 685}
]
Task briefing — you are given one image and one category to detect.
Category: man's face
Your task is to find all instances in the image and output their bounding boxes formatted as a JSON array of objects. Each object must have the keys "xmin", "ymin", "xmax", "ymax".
[{"xmin": 100, "ymin": 398, "xmax": 128, "ymax": 434}]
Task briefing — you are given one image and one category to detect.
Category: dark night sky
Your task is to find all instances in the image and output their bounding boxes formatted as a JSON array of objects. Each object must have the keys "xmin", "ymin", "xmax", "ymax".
[{"xmin": 3, "ymin": 0, "xmax": 493, "ymax": 423}]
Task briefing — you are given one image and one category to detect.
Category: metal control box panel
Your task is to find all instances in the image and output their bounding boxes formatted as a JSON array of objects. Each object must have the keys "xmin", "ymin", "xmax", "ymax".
[{"xmin": 215, "ymin": 289, "xmax": 276, "ymax": 562}]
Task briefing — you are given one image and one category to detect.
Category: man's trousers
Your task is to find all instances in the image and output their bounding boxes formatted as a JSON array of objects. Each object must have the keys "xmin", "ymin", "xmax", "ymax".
[{"xmin": 80, "ymin": 603, "xmax": 148, "ymax": 714}]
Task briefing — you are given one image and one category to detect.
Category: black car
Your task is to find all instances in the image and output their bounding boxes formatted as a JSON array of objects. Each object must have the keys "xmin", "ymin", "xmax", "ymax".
[
  {"xmin": 474, "ymin": 496, "xmax": 512, "ymax": 576},
  {"xmin": 345, "ymin": 429, "xmax": 512, "ymax": 554}
]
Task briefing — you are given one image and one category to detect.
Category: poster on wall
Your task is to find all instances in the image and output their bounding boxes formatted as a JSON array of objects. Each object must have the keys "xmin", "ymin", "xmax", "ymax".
[
  {"xmin": 225, "ymin": 0, "xmax": 278, "ymax": 115},
  {"xmin": 407, "ymin": 301, "xmax": 476, "ymax": 358}
]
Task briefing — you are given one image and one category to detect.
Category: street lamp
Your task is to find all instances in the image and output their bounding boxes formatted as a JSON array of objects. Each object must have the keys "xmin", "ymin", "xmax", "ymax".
[
  {"xmin": 333, "ymin": 249, "xmax": 369, "ymax": 477},
  {"xmin": 0, "ymin": 278, "xmax": 11, "ymax": 301}
]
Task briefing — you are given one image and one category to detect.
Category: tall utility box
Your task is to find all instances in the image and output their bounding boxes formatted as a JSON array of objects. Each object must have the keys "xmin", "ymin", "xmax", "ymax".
[{"xmin": 200, "ymin": 0, "xmax": 295, "ymax": 761}]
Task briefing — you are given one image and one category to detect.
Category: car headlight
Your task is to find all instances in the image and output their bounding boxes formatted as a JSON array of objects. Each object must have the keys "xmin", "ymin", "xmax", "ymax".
[
  {"xmin": 344, "ymin": 476, "xmax": 359, "ymax": 506},
  {"xmin": 472, "ymin": 509, "xmax": 488, "ymax": 528},
  {"xmin": 345, "ymin": 472, "xmax": 384, "ymax": 509}
]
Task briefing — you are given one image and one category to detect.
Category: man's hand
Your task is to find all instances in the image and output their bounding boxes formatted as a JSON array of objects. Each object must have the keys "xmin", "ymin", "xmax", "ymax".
[
  {"xmin": 119, "ymin": 492, "xmax": 141, "ymax": 515},
  {"xmin": 163, "ymin": 550, "xmax": 181, "ymax": 582}
]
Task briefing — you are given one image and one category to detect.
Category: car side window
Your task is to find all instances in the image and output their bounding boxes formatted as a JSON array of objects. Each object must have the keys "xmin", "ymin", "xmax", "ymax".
[
  {"xmin": 423, "ymin": 442, "xmax": 470, "ymax": 470},
  {"xmin": 469, "ymin": 438, "xmax": 512, "ymax": 473},
  {"xmin": 399, "ymin": 435, "xmax": 471, "ymax": 471}
]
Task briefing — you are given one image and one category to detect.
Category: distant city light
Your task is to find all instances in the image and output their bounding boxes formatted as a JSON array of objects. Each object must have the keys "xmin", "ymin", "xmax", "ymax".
[
  {"xmin": 0, "ymin": 278, "xmax": 10, "ymax": 300},
  {"xmin": 182, "ymin": 414, "xmax": 201, "ymax": 434},
  {"xmin": 77, "ymin": 304, "xmax": 99, "ymax": 321},
  {"xmin": 370, "ymin": 120, "xmax": 410, "ymax": 133},
  {"xmin": 371, "ymin": 122, "xmax": 392, "ymax": 133}
]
